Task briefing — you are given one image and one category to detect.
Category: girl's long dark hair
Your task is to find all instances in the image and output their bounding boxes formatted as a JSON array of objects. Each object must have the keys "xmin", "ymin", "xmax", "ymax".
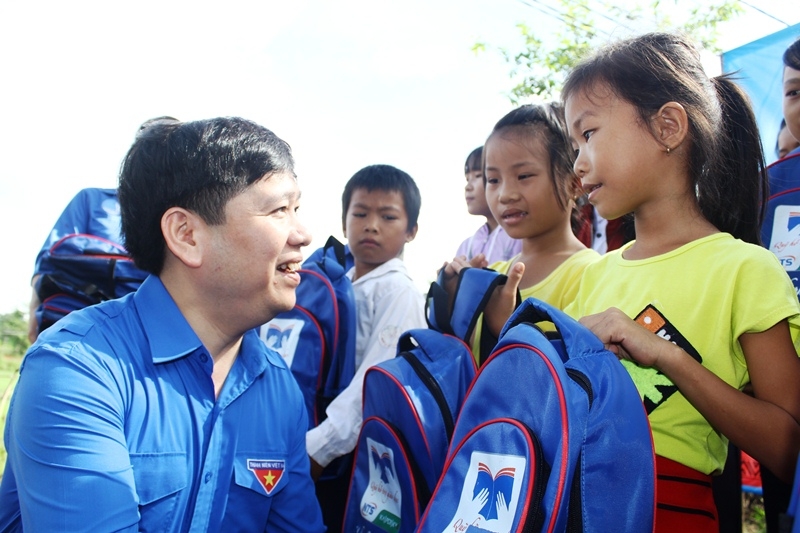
[{"xmin": 562, "ymin": 32, "xmax": 767, "ymax": 244}]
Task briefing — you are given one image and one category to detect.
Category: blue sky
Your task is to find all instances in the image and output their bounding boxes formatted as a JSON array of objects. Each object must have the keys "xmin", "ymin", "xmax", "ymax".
[{"xmin": 1, "ymin": 0, "xmax": 798, "ymax": 315}]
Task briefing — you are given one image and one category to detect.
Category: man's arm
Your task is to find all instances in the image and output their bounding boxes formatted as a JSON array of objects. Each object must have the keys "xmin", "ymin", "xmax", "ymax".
[{"xmin": 4, "ymin": 344, "xmax": 139, "ymax": 532}]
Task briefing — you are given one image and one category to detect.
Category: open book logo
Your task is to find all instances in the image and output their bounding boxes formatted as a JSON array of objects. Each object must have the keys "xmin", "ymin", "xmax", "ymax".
[
  {"xmin": 259, "ymin": 318, "xmax": 304, "ymax": 367},
  {"xmin": 475, "ymin": 462, "xmax": 516, "ymax": 521},
  {"xmin": 445, "ymin": 451, "xmax": 527, "ymax": 532}
]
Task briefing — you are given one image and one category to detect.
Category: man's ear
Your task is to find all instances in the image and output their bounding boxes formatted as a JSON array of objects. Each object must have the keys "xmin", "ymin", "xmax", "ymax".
[
  {"xmin": 654, "ymin": 101, "xmax": 688, "ymax": 153},
  {"xmin": 406, "ymin": 224, "xmax": 418, "ymax": 243},
  {"xmin": 161, "ymin": 207, "xmax": 204, "ymax": 268}
]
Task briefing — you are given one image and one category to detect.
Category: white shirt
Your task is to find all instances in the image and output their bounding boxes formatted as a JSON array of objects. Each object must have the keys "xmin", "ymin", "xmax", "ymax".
[{"xmin": 305, "ymin": 258, "xmax": 426, "ymax": 467}]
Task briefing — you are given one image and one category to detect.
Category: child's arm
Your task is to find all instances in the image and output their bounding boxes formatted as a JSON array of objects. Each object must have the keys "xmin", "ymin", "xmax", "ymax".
[{"xmin": 581, "ymin": 308, "xmax": 800, "ymax": 482}]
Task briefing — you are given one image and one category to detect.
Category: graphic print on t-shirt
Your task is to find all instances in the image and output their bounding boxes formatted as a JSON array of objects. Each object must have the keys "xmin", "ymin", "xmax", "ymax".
[{"xmin": 632, "ymin": 305, "xmax": 703, "ymax": 414}]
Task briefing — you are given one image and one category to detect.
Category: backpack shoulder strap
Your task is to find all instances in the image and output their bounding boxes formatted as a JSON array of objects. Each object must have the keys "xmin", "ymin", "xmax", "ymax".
[
  {"xmin": 426, "ymin": 267, "xmax": 519, "ymax": 345},
  {"xmin": 501, "ymin": 298, "xmax": 606, "ymax": 361}
]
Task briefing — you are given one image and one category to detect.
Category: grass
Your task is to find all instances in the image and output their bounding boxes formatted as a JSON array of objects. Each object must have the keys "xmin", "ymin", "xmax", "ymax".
[
  {"xmin": 743, "ymin": 492, "xmax": 766, "ymax": 532},
  {"xmin": 0, "ymin": 344, "xmax": 22, "ymax": 479}
]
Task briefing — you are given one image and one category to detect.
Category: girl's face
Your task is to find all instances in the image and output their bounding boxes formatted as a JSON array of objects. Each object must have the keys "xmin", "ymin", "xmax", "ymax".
[
  {"xmin": 464, "ymin": 168, "xmax": 491, "ymax": 218},
  {"xmin": 565, "ymin": 83, "xmax": 665, "ymax": 221},
  {"xmin": 778, "ymin": 124, "xmax": 800, "ymax": 160},
  {"xmin": 483, "ymin": 128, "xmax": 570, "ymax": 241},
  {"xmin": 784, "ymin": 65, "xmax": 800, "ymax": 146}
]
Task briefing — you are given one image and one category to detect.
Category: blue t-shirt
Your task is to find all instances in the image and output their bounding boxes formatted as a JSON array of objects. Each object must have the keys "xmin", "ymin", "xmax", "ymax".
[
  {"xmin": 0, "ymin": 276, "xmax": 324, "ymax": 532},
  {"xmin": 34, "ymin": 187, "xmax": 123, "ymax": 276}
]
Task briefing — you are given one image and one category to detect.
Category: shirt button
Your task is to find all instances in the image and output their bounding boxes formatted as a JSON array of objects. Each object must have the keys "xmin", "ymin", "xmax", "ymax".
[
  {"xmin": 200, "ymin": 353, "xmax": 208, "ymax": 363},
  {"xmin": 204, "ymin": 472, "xmax": 212, "ymax": 483}
]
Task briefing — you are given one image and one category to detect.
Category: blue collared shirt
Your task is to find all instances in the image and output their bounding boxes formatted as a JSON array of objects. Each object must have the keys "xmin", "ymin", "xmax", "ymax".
[{"xmin": 0, "ymin": 276, "xmax": 324, "ymax": 532}]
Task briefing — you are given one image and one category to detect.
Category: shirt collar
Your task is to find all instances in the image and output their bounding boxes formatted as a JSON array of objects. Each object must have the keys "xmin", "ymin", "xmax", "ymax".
[{"xmin": 134, "ymin": 275, "xmax": 203, "ymax": 364}]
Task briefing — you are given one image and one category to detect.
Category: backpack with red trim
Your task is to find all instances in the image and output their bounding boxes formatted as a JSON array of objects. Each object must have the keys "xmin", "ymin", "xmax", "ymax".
[
  {"xmin": 417, "ymin": 298, "xmax": 656, "ymax": 533},
  {"xmin": 762, "ymin": 150, "xmax": 800, "ymax": 296},
  {"xmin": 342, "ymin": 328, "xmax": 478, "ymax": 533},
  {"xmin": 258, "ymin": 235, "xmax": 357, "ymax": 431},
  {"xmin": 34, "ymin": 233, "xmax": 148, "ymax": 333}
]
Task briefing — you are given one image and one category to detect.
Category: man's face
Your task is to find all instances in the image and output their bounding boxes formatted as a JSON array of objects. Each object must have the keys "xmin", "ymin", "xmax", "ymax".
[{"xmin": 203, "ymin": 172, "xmax": 311, "ymax": 331}]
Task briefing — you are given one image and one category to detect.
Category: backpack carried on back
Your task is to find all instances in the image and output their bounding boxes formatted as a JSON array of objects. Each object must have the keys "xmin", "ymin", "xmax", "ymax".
[
  {"xmin": 258, "ymin": 235, "xmax": 357, "ymax": 429},
  {"xmin": 417, "ymin": 297, "xmax": 656, "ymax": 533},
  {"xmin": 35, "ymin": 233, "xmax": 148, "ymax": 333},
  {"xmin": 342, "ymin": 328, "xmax": 478, "ymax": 533},
  {"xmin": 762, "ymin": 151, "xmax": 800, "ymax": 296}
]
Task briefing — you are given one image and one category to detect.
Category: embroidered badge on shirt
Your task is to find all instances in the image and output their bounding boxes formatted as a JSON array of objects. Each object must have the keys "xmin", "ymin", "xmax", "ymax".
[
  {"xmin": 247, "ymin": 459, "xmax": 285, "ymax": 495},
  {"xmin": 632, "ymin": 304, "xmax": 703, "ymax": 414}
]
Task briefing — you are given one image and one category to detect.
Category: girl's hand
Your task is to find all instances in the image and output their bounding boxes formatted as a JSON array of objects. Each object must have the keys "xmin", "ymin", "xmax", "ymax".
[
  {"xmin": 579, "ymin": 307, "xmax": 676, "ymax": 369},
  {"xmin": 483, "ymin": 261, "xmax": 524, "ymax": 338},
  {"xmin": 439, "ymin": 255, "xmax": 472, "ymax": 296}
]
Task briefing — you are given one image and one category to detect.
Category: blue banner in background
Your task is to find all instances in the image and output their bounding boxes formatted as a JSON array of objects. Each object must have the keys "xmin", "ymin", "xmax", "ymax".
[{"xmin": 722, "ymin": 24, "xmax": 800, "ymax": 165}]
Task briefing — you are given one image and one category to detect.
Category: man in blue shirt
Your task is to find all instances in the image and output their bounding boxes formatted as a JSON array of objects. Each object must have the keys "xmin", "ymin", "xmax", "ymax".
[{"xmin": 0, "ymin": 117, "xmax": 325, "ymax": 532}]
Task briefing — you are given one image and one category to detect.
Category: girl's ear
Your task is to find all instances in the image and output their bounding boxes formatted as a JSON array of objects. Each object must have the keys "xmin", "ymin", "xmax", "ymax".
[
  {"xmin": 161, "ymin": 207, "xmax": 204, "ymax": 268},
  {"xmin": 654, "ymin": 102, "xmax": 689, "ymax": 153},
  {"xmin": 569, "ymin": 175, "xmax": 584, "ymax": 202}
]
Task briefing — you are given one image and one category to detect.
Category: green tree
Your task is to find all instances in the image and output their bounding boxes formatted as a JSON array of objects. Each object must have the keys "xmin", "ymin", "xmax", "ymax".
[
  {"xmin": 0, "ymin": 310, "xmax": 29, "ymax": 358},
  {"xmin": 475, "ymin": 0, "xmax": 743, "ymax": 104}
]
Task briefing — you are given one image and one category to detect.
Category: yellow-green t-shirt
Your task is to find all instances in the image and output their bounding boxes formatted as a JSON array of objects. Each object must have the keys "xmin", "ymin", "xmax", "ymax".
[
  {"xmin": 564, "ymin": 233, "xmax": 800, "ymax": 475},
  {"xmin": 471, "ymin": 248, "xmax": 600, "ymax": 362}
]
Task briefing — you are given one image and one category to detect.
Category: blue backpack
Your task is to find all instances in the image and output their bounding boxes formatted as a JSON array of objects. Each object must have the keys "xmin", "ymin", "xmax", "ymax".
[
  {"xmin": 342, "ymin": 328, "xmax": 478, "ymax": 533},
  {"xmin": 762, "ymin": 151, "xmax": 800, "ymax": 296},
  {"xmin": 426, "ymin": 266, "xmax": 519, "ymax": 363},
  {"xmin": 35, "ymin": 233, "xmax": 148, "ymax": 333},
  {"xmin": 780, "ymin": 452, "xmax": 800, "ymax": 532},
  {"xmin": 259, "ymin": 235, "xmax": 357, "ymax": 429},
  {"xmin": 417, "ymin": 298, "xmax": 656, "ymax": 533}
]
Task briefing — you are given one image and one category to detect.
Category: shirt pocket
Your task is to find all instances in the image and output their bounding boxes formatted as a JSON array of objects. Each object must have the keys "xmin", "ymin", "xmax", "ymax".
[
  {"xmin": 130, "ymin": 452, "xmax": 188, "ymax": 533},
  {"xmin": 233, "ymin": 452, "xmax": 290, "ymax": 499}
]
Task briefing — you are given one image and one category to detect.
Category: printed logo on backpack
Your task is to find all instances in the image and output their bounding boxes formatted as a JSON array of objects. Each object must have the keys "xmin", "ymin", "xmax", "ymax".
[
  {"xmin": 344, "ymin": 416, "xmax": 429, "ymax": 533},
  {"xmin": 431, "ymin": 419, "xmax": 547, "ymax": 533}
]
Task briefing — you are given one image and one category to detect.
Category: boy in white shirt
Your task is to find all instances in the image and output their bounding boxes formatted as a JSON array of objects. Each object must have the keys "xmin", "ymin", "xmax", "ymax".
[{"xmin": 307, "ymin": 164, "xmax": 426, "ymax": 532}]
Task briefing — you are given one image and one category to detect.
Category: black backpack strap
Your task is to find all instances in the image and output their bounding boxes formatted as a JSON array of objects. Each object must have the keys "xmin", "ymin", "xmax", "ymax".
[{"xmin": 323, "ymin": 235, "xmax": 348, "ymax": 269}]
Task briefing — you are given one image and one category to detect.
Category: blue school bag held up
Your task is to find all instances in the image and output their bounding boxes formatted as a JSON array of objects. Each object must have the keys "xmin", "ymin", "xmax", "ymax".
[
  {"xmin": 35, "ymin": 233, "xmax": 148, "ymax": 332},
  {"xmin": 258, "ymin": 235, "xmax": 357, "ymax": 429},
  {"xmin": 417, "ymin": 298, "xmax": 656, "ymax": 533},
  {"xmin": 762, "ymin": 151, "xmax": 800, "ymax": 296},
  {"xmin": 426, "ymin": 266, "xmax": 520, "ymax": 363},
  {"xmin": 342, "ymin": 328, "xmax": 478, "ymax": 533}
]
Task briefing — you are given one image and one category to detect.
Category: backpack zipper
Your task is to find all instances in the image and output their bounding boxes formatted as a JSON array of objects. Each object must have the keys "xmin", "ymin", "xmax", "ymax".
[{"xmin": 399, "ymin": 351, "xmax": 456, "ymax": 440}]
